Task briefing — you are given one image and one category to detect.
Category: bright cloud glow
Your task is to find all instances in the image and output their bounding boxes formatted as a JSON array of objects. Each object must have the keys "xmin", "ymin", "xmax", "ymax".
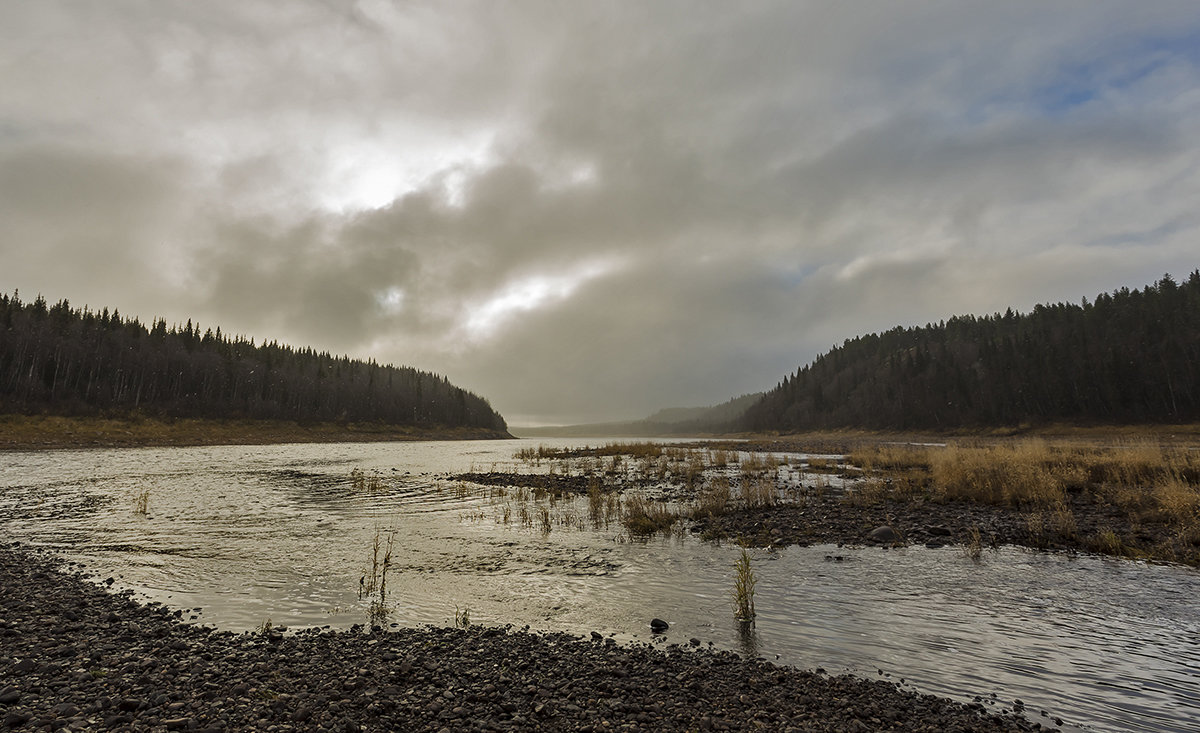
[
  {"xmin": 320, "ymin": 131, "xmax": 496, "ymax": 212},
  {"xmin": 464, "ymin": 260, "xmax": 620, "ymax": 341}
]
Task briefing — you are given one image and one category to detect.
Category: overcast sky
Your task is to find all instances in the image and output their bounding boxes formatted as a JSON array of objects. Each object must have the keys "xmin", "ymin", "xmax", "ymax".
[{"xmin": 3, "ymin": 2, "xmax": 1199, "ymax": 426}]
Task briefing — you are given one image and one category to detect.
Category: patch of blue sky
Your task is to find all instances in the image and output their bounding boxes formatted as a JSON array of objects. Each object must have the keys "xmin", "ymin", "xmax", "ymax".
[
  {"xmin": 972, "ymin": 29, "xmax": 1200, "ymax": 122},
  {"xmin": 1082, "ymin": 212, "xmax": 1200, "ymax": 250},
  {"xmin": 773, "ymin": 263, "xmax": 818, "ymax": 290}
]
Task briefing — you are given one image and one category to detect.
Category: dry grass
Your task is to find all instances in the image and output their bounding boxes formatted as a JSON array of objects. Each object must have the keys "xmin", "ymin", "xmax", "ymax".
[
  {"xmin": 740, "ymin": 473, "xmax": 776, "ymax": 508},
  {"xmin": 964, "ymin": 525, "xmax": 984, "ymax": 561},
  {"xmin": 930, "ymin": 440, "xmax": 1070, "ymax": 508},
  {"xmin": 1153, "ymin": 475, "xmax": 1200, "ymax": 526},
  {"xmin": 0, "ymin": 414, "xmax": 507, "ymax": 450},
  {"xmin": 692, "ymin": 475, "xmax": 732, "ymax": 518},
  {"xmin": 847, "ymin": 444, "xmax": 934, "ymax": 472},
  {"xmin": 133, "ymin": 488, "xmax": 150, "ymax": 515},
  {"xmin": 842, "ymin": 478, "xmax": 890, "ymax": 507},
  {"xmin": 622, "ymin": 493, "xmax": 677, "ymax": 537}
]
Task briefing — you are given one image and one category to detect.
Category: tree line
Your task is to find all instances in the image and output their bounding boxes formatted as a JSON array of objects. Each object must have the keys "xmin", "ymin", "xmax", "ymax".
[
  {"xmin": 0, "ymin": 292, "xmax": 508, "ymax": 432},
  {"xmin": 740, "ymin": 272, "xmax": 1200, "ymax": 431}
]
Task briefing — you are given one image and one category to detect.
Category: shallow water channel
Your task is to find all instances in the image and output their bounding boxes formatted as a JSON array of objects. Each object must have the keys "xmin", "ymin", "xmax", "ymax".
[{"xmin": 1, "ymin": 439, "xmax": 1197, "ymax": 733}]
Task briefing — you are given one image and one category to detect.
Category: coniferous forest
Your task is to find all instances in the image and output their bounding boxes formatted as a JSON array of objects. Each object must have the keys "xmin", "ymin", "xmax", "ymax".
[
  {"xmin": 0, "ymin": 292, "xmax": 508, "ymax": 432},
  {"xmin": 741, "ymin": 272, "xmax": 1200, "ymax": 432}
]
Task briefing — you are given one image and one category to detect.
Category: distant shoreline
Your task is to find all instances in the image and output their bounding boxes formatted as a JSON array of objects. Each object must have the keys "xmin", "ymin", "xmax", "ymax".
[{"xmin": 0, "ymin": 414, "xmax": 513, "ymax": 450}]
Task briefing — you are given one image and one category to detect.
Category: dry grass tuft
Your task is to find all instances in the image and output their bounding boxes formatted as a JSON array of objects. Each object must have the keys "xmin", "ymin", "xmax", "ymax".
[
  {"xmin": 133, "ymin": 488, "xmax": 150, "ymax": 515},
  {"xmin": 731, "ymin": 548, "xmax": 756, "ymax": 621},
  {"xmin": 622, "ymin": 493, "xmax": 677, "ymax": 537},
  {"xmin": 692, "ymin": 475, "xmax": 732, "ymax": 518}
]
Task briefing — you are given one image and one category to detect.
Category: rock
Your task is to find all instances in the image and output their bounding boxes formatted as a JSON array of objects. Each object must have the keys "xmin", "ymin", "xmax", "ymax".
[
  {"xmin": 591, "ymin": 631, "xmax": 603, "ymax": 641},
  {"xmin": 52, "ymin": 702, "xmax": 80, "ymax": 717},
  {"xmin": 926, "ymin": 525, "xmax": 953, "ymax": 537},
  {"xmin": 0, "ymin": 686, "xmax": 19, "ymax": 705},
  {"xmin": 3, "ymin": 711, "xmax": 31, "ymax": 727},
  {"xmin": 868, "ymin": 526, "xmax": 899, "ymax": 543},
  {"xmin": 650, "ymin": 618, "xmax": 669, "ymax": 633}
]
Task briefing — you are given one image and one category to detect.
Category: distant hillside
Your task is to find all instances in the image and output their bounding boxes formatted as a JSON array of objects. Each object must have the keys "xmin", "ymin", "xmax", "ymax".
[
  {"xmin": 646, "ymin": 393, "xmax": 763, "ymax": 427},
  {"xmin": 741, "ymin": 272, "xmax": 1200, "ymax": 432},
  {"xmin": 0, "ymin": 292, "xmax": 508, "ymax": 433},
  {"xmin": 517, "ymin": 393, "xmax": 763, "ymax": 438}
]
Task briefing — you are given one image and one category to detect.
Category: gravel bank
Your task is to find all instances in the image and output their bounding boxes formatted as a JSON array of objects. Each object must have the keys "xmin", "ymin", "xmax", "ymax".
[{"xmin": 0, "ymin": 545, "xmax": 1049, "ymax": 732}]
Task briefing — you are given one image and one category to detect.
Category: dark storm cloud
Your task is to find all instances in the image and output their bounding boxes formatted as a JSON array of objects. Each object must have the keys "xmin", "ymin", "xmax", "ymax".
[{"xmin": 3, "ymin": 1, "xmax": 1200, "ymax": 424}]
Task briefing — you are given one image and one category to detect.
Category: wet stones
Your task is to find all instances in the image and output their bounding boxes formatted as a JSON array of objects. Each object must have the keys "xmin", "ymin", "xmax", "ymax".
[
  {"xmin": 0, "ymin": 545, "xmax": 1039, "ymax": 733},
  {"xmin": 650, "ymin": 618, "xmax": 670, "ymax": 633}
]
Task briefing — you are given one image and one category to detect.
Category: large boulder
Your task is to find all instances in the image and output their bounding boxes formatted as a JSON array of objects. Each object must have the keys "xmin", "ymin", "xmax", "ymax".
[{"xmin": 868, "ymin": 525, "xmax": 899, "ymax": 543}]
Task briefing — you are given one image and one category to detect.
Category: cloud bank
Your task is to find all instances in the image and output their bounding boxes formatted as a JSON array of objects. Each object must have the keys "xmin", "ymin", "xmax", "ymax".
[{"xmin": 3, "ymin": 1, "xmax": 1200, "ymax": 424}]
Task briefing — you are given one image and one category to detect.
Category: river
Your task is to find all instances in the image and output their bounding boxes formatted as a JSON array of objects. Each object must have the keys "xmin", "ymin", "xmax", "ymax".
[{"xmin": 1, "ymin": 439, "xmax": 1197, "ymax": 733}]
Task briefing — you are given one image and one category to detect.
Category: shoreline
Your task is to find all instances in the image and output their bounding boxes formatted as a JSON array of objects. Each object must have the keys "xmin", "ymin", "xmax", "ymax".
[
  {"xmin": 0, "ymin": 543, "xmax": 1042, "ymax": 732},
  {"xmin": 0, "ymin": 415, "xmax": 513, "ymax": 451}
]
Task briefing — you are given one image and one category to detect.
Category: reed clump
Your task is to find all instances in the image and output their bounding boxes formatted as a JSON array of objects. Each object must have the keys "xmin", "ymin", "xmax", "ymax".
[
  {"xmin": 964, "ymin": 525, "xmax": 984, "ymax": 561},
  {"xmin": 842, "ymin": 478, "xmax": 890, "ymax": 507},
  {"xmin": 692, "ymin": 475, "xmax": 732, "ymax": 518},
  {"xmin": 740, "ymin": 472, "xmax": 776, "ymax": 508},
  {"xmin": 622, "ymin": 493, "xmax": 677, "ymax": 537},
  {"xmin": 1153, "ymin": 475, "xmax": 1200, "ymax": 526},
  {"xmin": 731, "ymin": 548, "xmax": 756, "ymax": 621},
  {"xmin": 133, "ymin": 488, "xmax": 150, "ymax": 515},
  {"xmin": 359, "ymin": 527, "xmax": 396, "ymax": 626}
]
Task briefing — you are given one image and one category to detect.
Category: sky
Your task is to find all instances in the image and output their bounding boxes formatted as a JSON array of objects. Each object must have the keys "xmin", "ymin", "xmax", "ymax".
[{"xmin": 3, "ymin": 2, "xmax": 1200, "ymax": 426}]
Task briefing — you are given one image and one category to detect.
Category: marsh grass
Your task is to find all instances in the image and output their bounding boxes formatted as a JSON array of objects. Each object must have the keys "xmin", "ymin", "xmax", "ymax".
[
  {"xmin": 964, "ymin": 525, "xmax": 984, "ymax": 561},
  {"xmin": 622, "ymin": 493, "xmax": 677, "ymax": 537},
  {"xmin": 359, "ymin": 527, "xmax": 396, "ymax": 626},
  {"xmin": 133, "ymin": 488, "xmax": 150, "ymax": 515},
  {"xmin": 931, "ymin": 441, "xmax": 1069, "ymax": 508},
  {"xmin": 1089, "ymin": 528, "xmax": 1126, "ymax": 556},
  {"xmin": 843, "ymin": 477, "xmax": 890, "ymax": 507},
  {"xmin": 740, "ymin": 473, "xmax": 776, "ymax": 508},
  {"xmin": 1153, "ymin": 475, "xmax": 1200, "ymax": 526},
  {"xmin": 350, "ymin": 468, "xmax": 386, "ymax": 494},
  {"xmin": 692, "ymin": 474, "xmax": 732, "ymax": 518},
  {"xmin": 731, "ymin": 548, "xmax": 756, "ymax": 621}
]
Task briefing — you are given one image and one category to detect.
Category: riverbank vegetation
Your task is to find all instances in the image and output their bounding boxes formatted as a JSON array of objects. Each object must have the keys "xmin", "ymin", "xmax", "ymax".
[
  {"xmin": 450, "ymin": 434, "xmax": 1200, "ymax": 567},
  {"xmin": 0, "ymin": 414, "xmax": 510, "ymax": 450},
  {"xmin": 0, "ymin": 291, "xmax": 507, "ymax": 433}
]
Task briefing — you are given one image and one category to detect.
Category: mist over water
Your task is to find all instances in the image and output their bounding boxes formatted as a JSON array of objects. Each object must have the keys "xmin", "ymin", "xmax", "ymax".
[{"xmin": 1, "ymin": 439, "xmax": 1197, "ymax": 733}]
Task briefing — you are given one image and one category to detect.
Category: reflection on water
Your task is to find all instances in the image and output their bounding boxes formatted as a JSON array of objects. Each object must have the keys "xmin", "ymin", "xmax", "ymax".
[
  {"xmin": 737, "ymin": 620, "xmax": 761, "ymax": 659},
  {"xmin": 1, "ymin": 439, "xmax": 1198, "ymax": 733}
]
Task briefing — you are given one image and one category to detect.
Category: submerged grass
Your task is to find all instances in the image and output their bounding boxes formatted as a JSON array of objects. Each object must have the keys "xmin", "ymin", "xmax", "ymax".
[{"xmin": 133, "ymin": 488, "xmax": 150, "ymax": 515}]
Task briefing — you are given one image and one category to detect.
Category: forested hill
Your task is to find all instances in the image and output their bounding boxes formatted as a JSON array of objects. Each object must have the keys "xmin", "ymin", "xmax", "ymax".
[
  {"xmin": 740, "ymin": 272, "xmax": 1200, "ymax": 432},
  {"xmin": 0, "ymin": 292, "xmax": 508, "ymax": 432}
]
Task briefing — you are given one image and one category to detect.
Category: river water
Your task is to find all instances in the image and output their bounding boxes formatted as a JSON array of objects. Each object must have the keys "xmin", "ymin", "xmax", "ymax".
[{"xmin": 1, "ymin": 439, "xmax": 1197, "ymax": 733}]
